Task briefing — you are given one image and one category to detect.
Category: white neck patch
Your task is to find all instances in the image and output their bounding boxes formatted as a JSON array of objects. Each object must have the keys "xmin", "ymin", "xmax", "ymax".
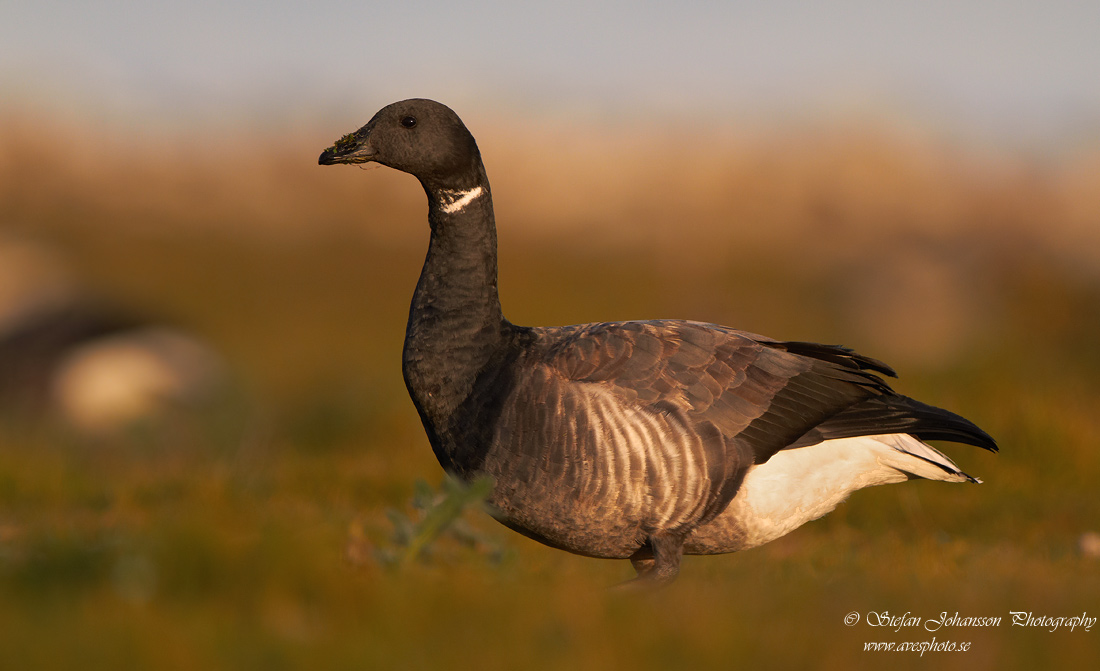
[{"xmin": 438, "ymin": 186, "xmax": 484, "ymax": 214}]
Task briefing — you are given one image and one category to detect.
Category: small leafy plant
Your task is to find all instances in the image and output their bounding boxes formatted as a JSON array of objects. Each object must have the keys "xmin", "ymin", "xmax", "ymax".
[{"xmin": 373, "ymin": 475, "xmax": 507, "ymax": 568}]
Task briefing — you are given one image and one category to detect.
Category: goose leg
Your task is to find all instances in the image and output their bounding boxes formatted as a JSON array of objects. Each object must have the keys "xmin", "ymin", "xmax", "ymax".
[
  {"xmin": 618, "ymin": 532, "xmax": 684, "ymax": 590},
  {"xmin": 629, "ymin": 554, "xmax": 656, "ymax": 578}
]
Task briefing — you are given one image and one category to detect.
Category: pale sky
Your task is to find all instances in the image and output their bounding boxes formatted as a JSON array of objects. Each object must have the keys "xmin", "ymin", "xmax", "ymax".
[{"xmin": 2, "ymin": 1, "xmax": 1099, "ymax": 148}]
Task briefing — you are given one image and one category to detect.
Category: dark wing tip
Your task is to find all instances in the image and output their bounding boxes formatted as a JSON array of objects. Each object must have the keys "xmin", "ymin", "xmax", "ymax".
[
  {"xmin": 763, "ymin": 340, "xmax": 898, "ymax": 377},
  {"xmin": 790, "ymin": 394, "xmax": 999, "ymax": 454}
]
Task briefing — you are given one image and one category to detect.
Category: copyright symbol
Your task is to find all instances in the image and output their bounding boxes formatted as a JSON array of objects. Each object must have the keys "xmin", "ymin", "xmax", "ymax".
[{"xmin": 844, "ymin": 611, "xmax": 860, "ymax": 626}]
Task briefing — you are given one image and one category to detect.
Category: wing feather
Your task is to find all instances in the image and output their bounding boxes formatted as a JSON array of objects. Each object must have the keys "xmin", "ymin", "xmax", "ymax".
[
  {"xmin": 539, "ymin": 321, "xmax": 992, "ymax": 512},
  {"xmin": 483, "ymin": 319, "xmax": 994, "ymax": 547}
]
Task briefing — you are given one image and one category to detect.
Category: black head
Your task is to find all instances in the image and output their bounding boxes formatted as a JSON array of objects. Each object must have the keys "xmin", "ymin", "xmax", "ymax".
[{"xmin": 318, "ymin": 99, "xmax": 482, "ymax": 186}]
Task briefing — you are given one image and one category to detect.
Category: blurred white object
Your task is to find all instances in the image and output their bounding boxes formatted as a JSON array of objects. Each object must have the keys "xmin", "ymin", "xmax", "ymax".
[
  {"xmin": 0, "ymin": 234, "xmax": 225, "ymax": 431},
  {"xmin": 50, "ymin": 327, "xmax": 223, "ymax": 432},
  {"xmin": 1079, "ymin": 531, "xmax": 1100, "ymax": 560}
]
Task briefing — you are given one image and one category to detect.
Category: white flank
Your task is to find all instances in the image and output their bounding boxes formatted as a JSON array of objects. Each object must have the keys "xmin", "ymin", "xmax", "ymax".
[
  {"xmin": 721, "ymin": 433, "xmax": 973, "ymax": 550},
  {"xmin": 438, "ymin": 186, "xmax": 484, "ymax": 214}
]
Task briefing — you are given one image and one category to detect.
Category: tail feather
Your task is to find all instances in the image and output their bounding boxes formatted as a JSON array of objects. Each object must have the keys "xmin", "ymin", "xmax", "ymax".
[{"xmin": 874, "ymin": 433, "xmax": 982, "ymax": 483}]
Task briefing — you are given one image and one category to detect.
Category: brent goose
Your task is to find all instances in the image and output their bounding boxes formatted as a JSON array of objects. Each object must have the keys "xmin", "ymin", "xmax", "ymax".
[{"xmin": 319, "ymin": 99, "xmax": 996, "ymax": 586}]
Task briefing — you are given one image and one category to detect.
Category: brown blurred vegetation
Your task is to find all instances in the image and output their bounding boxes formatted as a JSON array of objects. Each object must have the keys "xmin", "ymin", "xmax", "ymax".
[{"xmin": 1, "ymin": 104, "xmax": 1099, "ymax": 669}]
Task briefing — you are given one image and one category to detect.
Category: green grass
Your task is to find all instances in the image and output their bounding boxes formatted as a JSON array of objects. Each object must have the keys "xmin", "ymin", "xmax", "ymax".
[{"xmin": 1, "ymin": 231, "xmax": 1097, "ymax": 670}]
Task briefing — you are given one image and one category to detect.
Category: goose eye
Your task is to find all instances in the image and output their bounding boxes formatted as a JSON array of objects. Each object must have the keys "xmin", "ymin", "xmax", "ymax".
[{"xmin": 400, "ymin": 116, "xmax": 417, "ymax": 128}]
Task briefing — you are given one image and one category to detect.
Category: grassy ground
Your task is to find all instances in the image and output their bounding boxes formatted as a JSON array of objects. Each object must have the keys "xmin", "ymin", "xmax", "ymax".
[{"xmin": 1, "ymin": 110, "xmax": 1099, "ymax": 669}]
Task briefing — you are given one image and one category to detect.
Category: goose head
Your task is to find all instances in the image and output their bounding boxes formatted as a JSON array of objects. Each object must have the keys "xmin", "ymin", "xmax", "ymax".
[{"xmin": 318, "ymin": 98, "xmax": 482, "ymax": 188}]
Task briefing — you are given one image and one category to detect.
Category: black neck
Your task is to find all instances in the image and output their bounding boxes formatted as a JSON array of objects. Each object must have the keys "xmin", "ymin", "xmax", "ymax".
[{"xmin": 402, "ymin": 164, "xmax": 507, "ymax": 436}]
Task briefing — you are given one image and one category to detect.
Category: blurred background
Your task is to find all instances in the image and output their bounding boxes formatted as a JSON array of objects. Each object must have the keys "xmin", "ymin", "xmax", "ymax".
[{"xmin": 2, "ymin": 1, "xmax": 1098, "ymax": 669}]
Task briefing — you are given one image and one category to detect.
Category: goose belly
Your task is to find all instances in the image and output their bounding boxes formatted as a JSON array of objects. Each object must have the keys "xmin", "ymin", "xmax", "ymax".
[
  {"xmin": 480, "ymin": 380, "xmax": 713, "ymax": 558},
  {"xmin": 685, "ymin": 433, "xmax": 970, "ymax": 554}
]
